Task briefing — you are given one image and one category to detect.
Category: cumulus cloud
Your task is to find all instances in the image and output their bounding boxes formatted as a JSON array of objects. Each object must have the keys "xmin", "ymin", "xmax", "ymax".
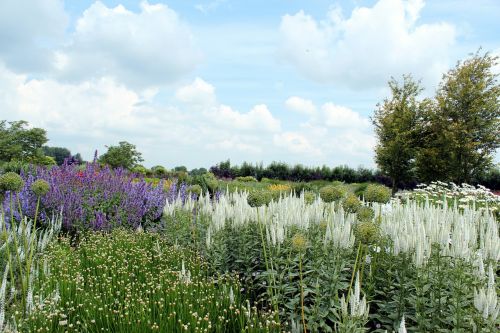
[
  {"xmin": 0, "ymin": 0, "xmax": 68, "ymax": 72},
  {"xmin": 176, "ymin": 78, "xmax": 281, "ymax": 133},
  {"xmin": 285, "ymin": 96, "xmax": 317, "ymax": 116},
  {"xmin": 273, "ymin": 132, "xmax": 322, "ymax": 156},
  {"xmin": 175, "ymin": 77, "xmax": 216, "ymax": 106},
  {"xmin": 0, "ymin": 69, "xmax": 285, "ymax": 165},
  {"xmin": 322, "ymin": 103, "xmax": 370, "ymax": 128},
  {"xmin": 55, "ymin": 1, "xmax": 200, "ymax": 89},
  {"xmin": 279, "ymin": 0, "xmax": 456, "ymax": 88}
]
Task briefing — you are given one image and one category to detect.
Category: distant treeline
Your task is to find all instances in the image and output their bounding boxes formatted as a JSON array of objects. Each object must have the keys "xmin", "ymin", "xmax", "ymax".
[{"xmin": 209, "ymin": 160, "xmax": 500, "ymax": 190}]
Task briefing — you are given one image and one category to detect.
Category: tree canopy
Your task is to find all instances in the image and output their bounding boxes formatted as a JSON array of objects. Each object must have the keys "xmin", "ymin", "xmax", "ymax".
[
  {"xmin": 0, "ymin": 120, "xmax": 48, "ymax": 163},
  {"xmin": 99, "ymin": 141, "xmax": 144, "ymax": 170},
  {"xmin": 374, "ymin": 50, "xmax": 500, "ymax": 187}
]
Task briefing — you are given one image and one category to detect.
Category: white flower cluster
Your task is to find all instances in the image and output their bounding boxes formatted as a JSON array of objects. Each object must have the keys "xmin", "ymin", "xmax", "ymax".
[
  {"xmin": 340, "ymin": 272, "xmax": 369, "ymax": 319},
  {"xmin": 474, "ymin": 265, "xmax": 499, "ymax": 322}
]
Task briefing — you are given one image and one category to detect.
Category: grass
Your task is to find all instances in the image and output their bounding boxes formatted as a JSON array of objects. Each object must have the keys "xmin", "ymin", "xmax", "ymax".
[{"xmin": 11, "ymin": 230, "xmax": 279, "ymax": 333}]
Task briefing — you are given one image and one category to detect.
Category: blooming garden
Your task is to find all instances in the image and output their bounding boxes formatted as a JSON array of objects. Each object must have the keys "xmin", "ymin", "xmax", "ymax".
[{"xmin": 0, "ymin": 161, "xmax": 499, "ymax": 332}]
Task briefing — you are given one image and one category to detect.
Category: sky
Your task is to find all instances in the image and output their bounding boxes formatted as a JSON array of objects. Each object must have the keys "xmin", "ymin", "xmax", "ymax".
[{"xmin": 0, "ymin": 0, "xmax": 498, "ymax": 169}]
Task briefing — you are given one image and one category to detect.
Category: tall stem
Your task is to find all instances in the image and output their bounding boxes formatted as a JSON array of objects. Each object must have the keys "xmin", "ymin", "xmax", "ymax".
[
  {"xmin": 299, "ymin": 253, "xmax": 307, "ymax": 333},
  {"xmin": 347, "ymin": 242, "xmax": 363, "ymax": 303}
]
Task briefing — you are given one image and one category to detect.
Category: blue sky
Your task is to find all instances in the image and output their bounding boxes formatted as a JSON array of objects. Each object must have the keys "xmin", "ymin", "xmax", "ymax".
[{"xmin": 0, "ymin": 0, "xmax": 498, "ymax": 169}]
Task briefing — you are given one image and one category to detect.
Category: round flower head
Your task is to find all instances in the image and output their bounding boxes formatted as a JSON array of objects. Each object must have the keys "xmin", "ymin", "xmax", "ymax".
[
  {"xmin": 319, "ymin": 185, "xmax": 346, "ymax": 203},
  {"xmin": 31, "ymin": 179, "xmax": 50, "ymax": 196},
  {"xmin": 363, "ymin": 184, "xmax": 391, "ymax": 203},
  {"xmin": 0, "ymin": 172, "xmax": 25, "ymax": 192},
  {"xmin": 354, "ymin": 221, "xmax": 380, "ymax": 245},
  {"xmin": 356, "ymin": 206, "xmax": 375, "ymax": 222},
  {"xmin": 247, "ymin": 190, "xmax": 271, "ymax": 207},
  {"xmin": 303, "ymin": 191, "xmax": 316, "ymax": 205},
  {"xmin": 291, "ymin": 233, "xmax": 308, "ymax": 252},
  {"xmin": 342, "ymin": 193, "xmax": 362, "ymax": 213}
]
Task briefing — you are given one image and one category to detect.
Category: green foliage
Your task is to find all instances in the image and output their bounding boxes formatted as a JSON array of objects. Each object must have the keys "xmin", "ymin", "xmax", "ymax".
[
  {"xmin": 174, "ymin": 165, "xmax": 188, "ymax": 172},
  {"xmin": 342, "ymin": 193, "xmax": 362, "ymax": 213},
  {"xmin": 354, "ymin": 221, "xmax": 380, "ymax": 245},
  {"xmin": 0, "ymin": 171, "xmax": 25, "ymax": 192},
  {"xmin": 14, "ymin": 230, "xmax": 279, "ymax": 332},
  {"xmin": 30, "ymin": 179, "xmax": 50, "ymax": 196},
  {"xmin": 0, "ymin": 160, "xmax": 32, "ymax": 174},
  {"xmin": 188, "ymin": 184, "xmax": 203, "ymax": 197},
  {"xmin": 131, "ymin": 164, "xmax": 148, "ymax": 175},
  {"xmin": 42, "ymin": 146, "xmax": 71, "ymax": 165},
  {"xmin": 363, "ymin": 184, "xmax": 391, "ymax": 203},
  {"xmin": 189, "ymin": 167, "xmax": 207, "ymax": 176},
  {"xmin": 303, "ymin": 191, "xmax": 316, "ymax": 205},
  {"xmin": 356, "ymin": 206, "xmax": 375, "ymax": 222},
  {"xmin": 0, "ymin": 120, "xmax": 48, "ymax": 163},
  {"xmin": 372, "ymin": 75, "xmax": 424, "ymax": 193},
  {"xmin": 236, "ymin": 176, "xmax": 258, "ymax": 182},
  {"xmin": 99, "ymin": 141, "xmax": 144, "ymax": 170},
  {"xmin": 30, "ymin": 155, "xmax": 56, "ymax": 166},
  {"xmin": 247, "ymin": 190, "xmax": 272, "ymax": 207},
  {"xmin": 151, "ymin": 165, "xmax": 168, "ymax": 177},
  {"xmin": 416, "ymin": 51, "xmax": 500, "ymax": 184},
  {"xmin": 192, "ymin": 172, "xmax": 219, "ymax": 194},
  {"xmin": 319, "ymin": 185, "xmax": 347, "ymax": 203}
]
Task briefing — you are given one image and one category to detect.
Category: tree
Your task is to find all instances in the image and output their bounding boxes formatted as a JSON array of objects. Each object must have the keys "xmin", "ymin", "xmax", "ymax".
[
  {"xmin": 0, "ymin": 120, "xmax": 48, "ymax": 162},
  {"xmin": 372, "ymin": 75, "xmax": 425, "ymax": 193},
  {"xmin": 416, "ymin": 51, "xmax": 500, "ymax": 184},
  {"xmin": 151, "ymin": 165, "xmax": 167, "ymax": 178},
  {"xmin": 99, "ymin": 141, "xmax": 143, "ymax": 170},
  {"xmin": 173, "ymin": 166, "xmax": 188, "ymax": 172},
  {"xmin": 43, "ymin": 146, "xmax": 71, "ymax": 165}
]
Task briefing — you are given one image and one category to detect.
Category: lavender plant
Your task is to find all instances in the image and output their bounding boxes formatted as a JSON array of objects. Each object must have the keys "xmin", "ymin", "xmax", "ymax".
[{"xmin": 2, "ymin": 162, "xmax": 167, "ymax": 231}]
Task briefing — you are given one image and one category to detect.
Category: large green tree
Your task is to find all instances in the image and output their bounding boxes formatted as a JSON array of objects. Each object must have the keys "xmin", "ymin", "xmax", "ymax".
[
  {"xmin": 0, "ymin": 120, "xmax": 48, "ymax": 162},
  {"xmin": 99, "ymin": 141, "xmax": 144, "ymax": 170},
  {"xmin": 42, "ymin": 146, "xmax": 71, "ymax": 165},
  {"xmin": 416, "ymin": 51, "xmax": 500, "ymax": 184},
  {"xmin": 372, "ymin": 75, "xmax": 426, "ymax": 193}
]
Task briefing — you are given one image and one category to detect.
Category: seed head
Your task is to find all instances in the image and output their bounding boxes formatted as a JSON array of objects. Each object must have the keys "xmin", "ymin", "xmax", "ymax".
[
  {"xmin": 31, "ymin": 179, "xmax": 50, "ymax": 196},
  {"xmin": 0, "ymin": 172, "xmax": 24, "ymax": 192}
]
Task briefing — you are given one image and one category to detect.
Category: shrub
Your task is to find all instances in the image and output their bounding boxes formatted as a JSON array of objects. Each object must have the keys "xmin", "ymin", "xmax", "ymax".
[
  {"xmin": 131, "ymin": 164, "xmax": 148, "ymax": 176},
  {"xmin": 1, "ymin": 162, "xmax": 167, "ymax": 231},
  {"xmin": 292, "ymin": 182, "xmax": 314, "ymax": 194},
  {"xmin": 260, "ymin": 177, "xmax": 279, "ymax": 184},
  {"xmin": 342, "ymin": 193, "xmax": 362, "ymax": 213},
  {"xmin": 151, "ymin": 165, "xmax": 168, "ymax": 178},
  {"xmin": 364, "ymin": 184, "xmax": 391, "ymax": 203},
  {"xmin": 319, "ymin": 185, "xmax": 347, "ymax": 203},
  {"xmin": 236, "ymin": 176, "xmax": 257, "ymax": 182},
  {"xmin": 188, "ymin": 184, "xmax": 203, "ymax": 197},
  {"xmin": 0, "ymin": 160, "xmax": 32, "ymax": 174}
]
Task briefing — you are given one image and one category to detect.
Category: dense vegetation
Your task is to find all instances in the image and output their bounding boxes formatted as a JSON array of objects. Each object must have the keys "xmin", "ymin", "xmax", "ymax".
[{"xmin": 0, "ymin": 50, "xmax": 499, "ymax": 332}]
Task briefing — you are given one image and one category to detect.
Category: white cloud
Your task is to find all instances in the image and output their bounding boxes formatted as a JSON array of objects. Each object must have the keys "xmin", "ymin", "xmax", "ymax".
[
  {"xmin": 212, "ymin": 104, "xmax": 281, "ymax": 133},
  {"xmin": 322, "ymin": 103, "xmax": 370, "ymax": 128},
  {"xmin": 0, "ymin": 68, "xmax": 284, "ymax": 166},
  {"xmin": 274, "ymin": 132, "xmax": 322, "ymax": 156},
  {"xmin": 56, "ymin": 1, "xmax": 200, "ymax": 89},
  {"xmin": 175, "ymin": 77, "xmax": 216, "ymax": 106},
  {"xmin": 176, "ymin": 78, "xmax": 281, "ymax": 133},
  {"xmin": 0, "ymin": 0, "xmax": 68, "ymax": 72},
  {"xmin": 285, "ymin": 96, "xmax": 317, "ymax": 116},
  {"xmin": 279, "ymin": 0, "xmax": 456, "ymax": 88}
]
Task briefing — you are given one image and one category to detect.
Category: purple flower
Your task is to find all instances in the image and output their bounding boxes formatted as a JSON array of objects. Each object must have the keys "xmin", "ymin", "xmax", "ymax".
[{"xmin": 2, "ymin": 161, "xmax": 167, "ymax": 232}]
